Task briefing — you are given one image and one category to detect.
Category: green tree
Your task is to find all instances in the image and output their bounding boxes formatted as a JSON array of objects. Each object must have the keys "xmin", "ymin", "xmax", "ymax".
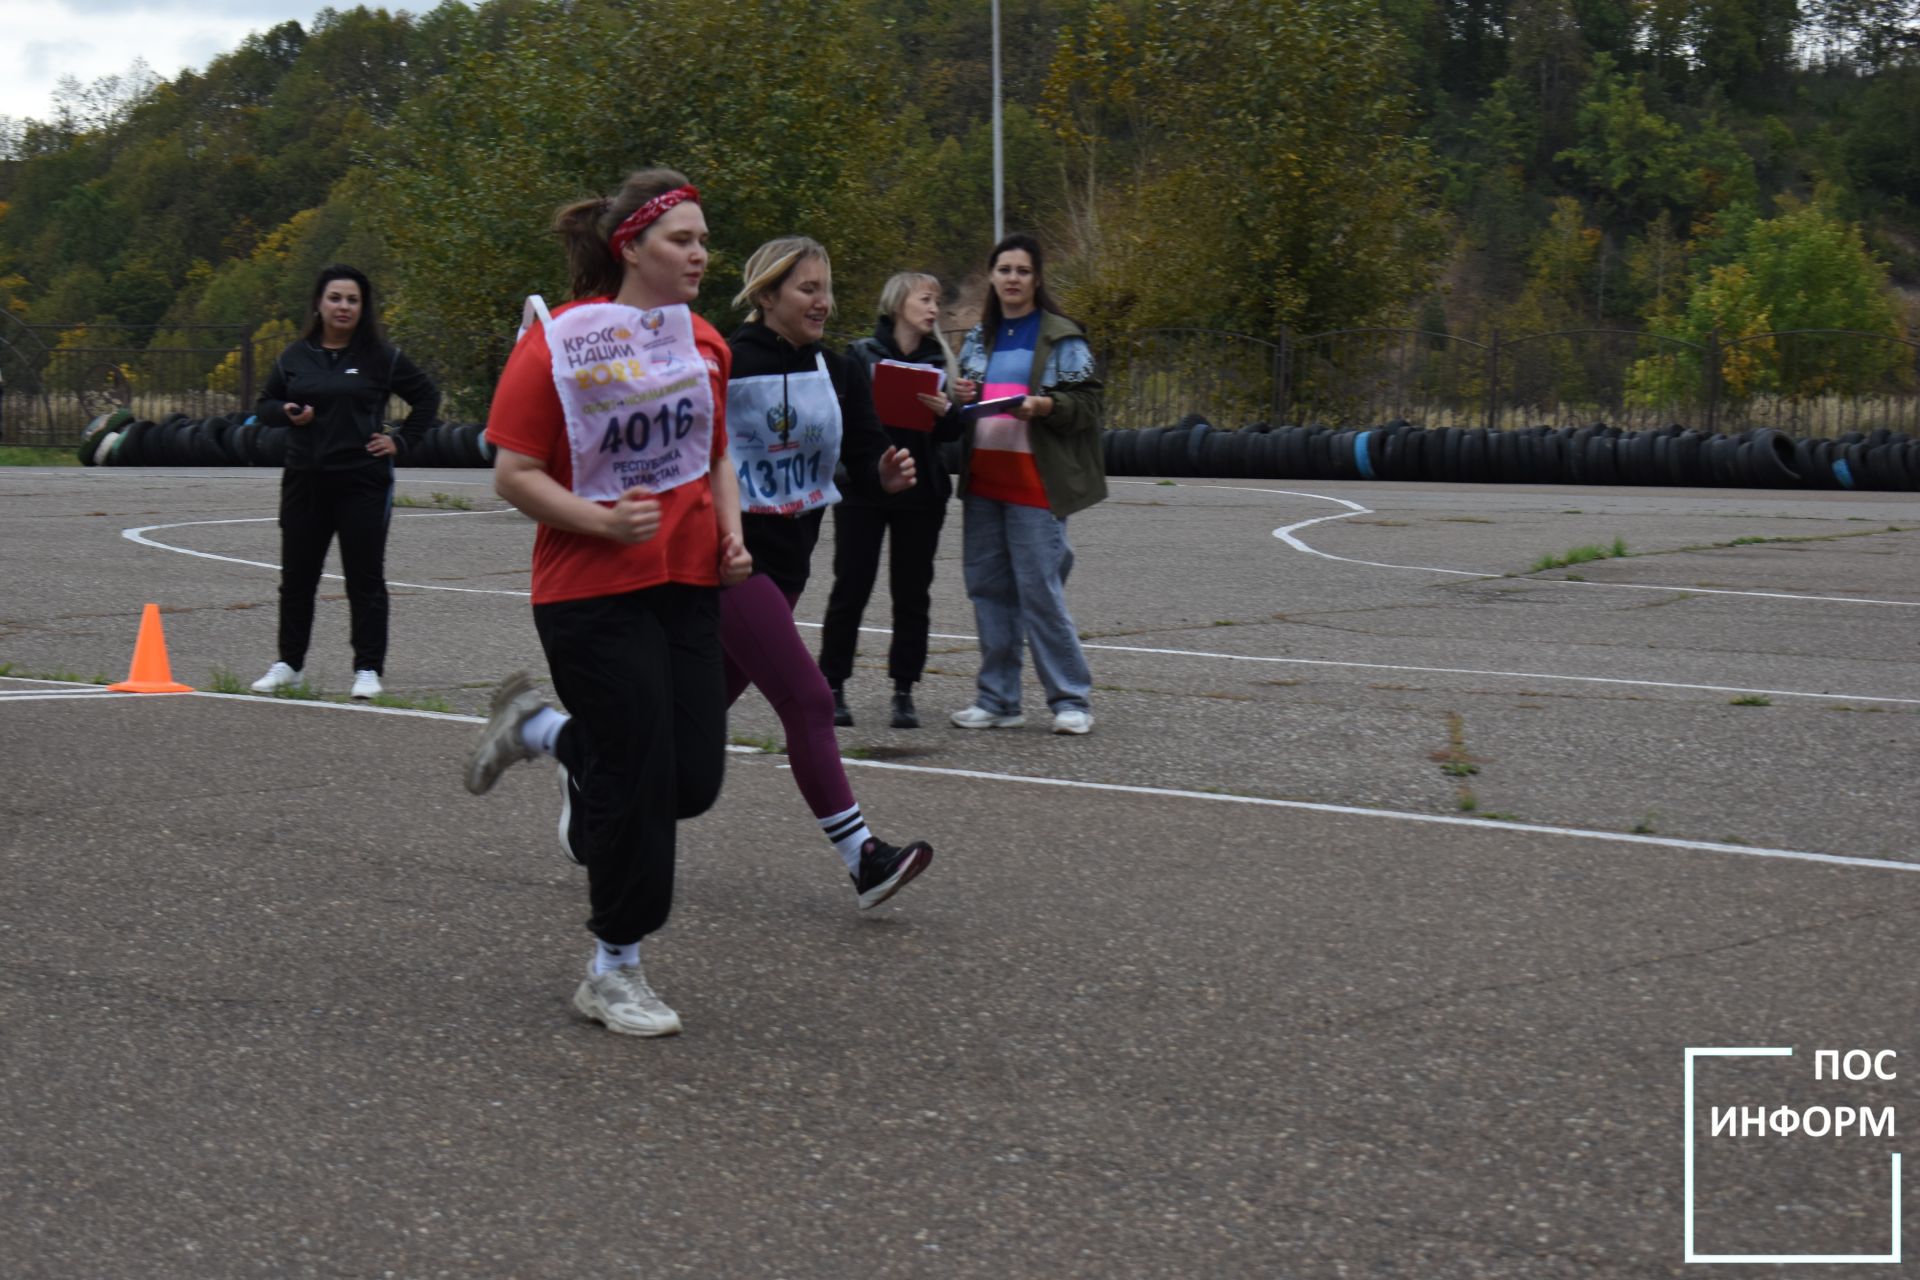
[{"xmin": 1633, "ymin": 201, "xmax": 1909, "ymax": 403}]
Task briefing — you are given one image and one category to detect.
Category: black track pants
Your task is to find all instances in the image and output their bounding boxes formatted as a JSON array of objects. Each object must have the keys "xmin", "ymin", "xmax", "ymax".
[
  {"xmin": 534, "ymin": 584, "xmax": 727, "ymax": 945},
  {"xmin": 817, "ymin": 502, "xmax": 946, "ymax": 689},
  {"xmin": 276, "ymin": 465, "xmax": 394, "ymax": 673}
]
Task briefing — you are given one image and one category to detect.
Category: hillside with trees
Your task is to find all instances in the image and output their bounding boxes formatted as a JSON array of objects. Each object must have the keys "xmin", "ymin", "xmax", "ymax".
[{"xmin": 0, "ymin": 0, "xmax": 1914, "ymax": 418}]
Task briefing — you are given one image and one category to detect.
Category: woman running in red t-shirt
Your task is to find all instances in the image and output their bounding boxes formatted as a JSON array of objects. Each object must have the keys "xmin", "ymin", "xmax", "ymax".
[{"xmin": 463, "ymin": 167, "xmax": 750, "ymax": 1038}]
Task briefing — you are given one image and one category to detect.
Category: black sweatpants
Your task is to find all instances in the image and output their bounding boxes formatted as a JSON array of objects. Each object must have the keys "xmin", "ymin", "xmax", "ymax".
[
  {"xmin": 533, "ymin": 583, "xmax": 726, "ymax": 945},
  {"xmin": 277, "ymin": 464, "xmax": 394, "ymax": 673},
  {"xmin": 817, "ymin": 502, "xmax": 947, "ymax": 689}
]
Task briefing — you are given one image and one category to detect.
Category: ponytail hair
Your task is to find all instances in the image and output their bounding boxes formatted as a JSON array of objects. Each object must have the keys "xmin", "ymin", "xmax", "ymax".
[
  {"xmin": 734, "ymin": 236, "xmax": 832, "ymax": 323},
  {"xmin": 553, "ymin": 167, "xmax": 692, "ymax": 300}
]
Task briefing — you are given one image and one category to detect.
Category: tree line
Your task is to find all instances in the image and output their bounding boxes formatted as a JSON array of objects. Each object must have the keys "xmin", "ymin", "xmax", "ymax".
[{"xmin": 0, "ymin": 0, "xmax": 1914, "ymax": 415}]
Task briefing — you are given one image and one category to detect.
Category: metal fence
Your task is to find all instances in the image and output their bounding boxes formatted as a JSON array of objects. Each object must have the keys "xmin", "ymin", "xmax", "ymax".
[
  {"xmin": 1102, "ymin": 326, "xmax": 1920, "ymax": 437},
  {"xmin": 8, "ymin": 315, "xmax": 1918, "ymax": 447},
  {"xmin": 0, "ymin": 318, "xmax": 254, "ymax": 446}
]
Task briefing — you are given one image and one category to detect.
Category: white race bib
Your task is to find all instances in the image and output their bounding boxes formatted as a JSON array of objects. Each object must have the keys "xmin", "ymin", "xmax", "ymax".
[
  {"xmin": 535, "ymin": 299, "xmax": 714, "ymax": 501},
  {"xmin": 725, "ymin": 352, "xmax": 844, "ymax": 516}
]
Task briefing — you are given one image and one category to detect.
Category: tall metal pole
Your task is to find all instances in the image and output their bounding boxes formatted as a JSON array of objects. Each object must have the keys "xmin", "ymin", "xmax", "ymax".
[{"xmin": 991, "ymin": 0, "xmax": 1004, "ymax": 243}]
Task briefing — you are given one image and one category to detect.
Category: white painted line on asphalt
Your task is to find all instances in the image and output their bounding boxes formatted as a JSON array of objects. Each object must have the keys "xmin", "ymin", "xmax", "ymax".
[
  {"xmin": 0, "ymin": 691, "xmax": 132, "ymax": 701},
  {"xmin": 829, "ymin": 754, "xmax": 1920, "ymax": 876},
  {"xmin": 19, "ymin": 692, "xmax": 1910, "ymax": 874},
  {"xmin": 1141, "ymin": 480, "xmax": 1920, "ymax": 608},
  {"xmin": 113, "ymin": 491, "xmax": 1920, "ymax": 705},
  {"xmin": 122, "ymin": 511, "xmax": 532, "ymax": 597}
]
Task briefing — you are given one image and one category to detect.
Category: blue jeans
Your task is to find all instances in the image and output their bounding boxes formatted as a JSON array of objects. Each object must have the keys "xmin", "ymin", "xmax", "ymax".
[{"xmin": 961, "ymin": 495, "xmax": 1092, "ymax": 715}]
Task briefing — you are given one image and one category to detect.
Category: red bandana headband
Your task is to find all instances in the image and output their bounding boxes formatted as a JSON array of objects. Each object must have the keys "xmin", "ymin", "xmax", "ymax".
[{"xmin": 608, "ymin": 185, "xmax": 700, "ymax": 259}]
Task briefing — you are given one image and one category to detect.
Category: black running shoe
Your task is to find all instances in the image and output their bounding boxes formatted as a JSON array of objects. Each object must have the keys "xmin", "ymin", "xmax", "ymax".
[
  {"xmin": 851, "ymin": 837, "xmax": 933, "ymax": 910},
  {"xmin": 556, "ymin": 762, "xmax": 587, "ymax": 866},
  {"xmin": 832, "ymin": 685, "xmax": 854, "ymax": 727},
  {"xmin": 890, "ymin": 690, "xmax": 919, "ymax": 729}
]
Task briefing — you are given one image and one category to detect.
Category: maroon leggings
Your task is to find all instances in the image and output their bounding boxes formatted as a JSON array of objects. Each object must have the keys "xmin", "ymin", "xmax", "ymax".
[{"xmin": 721, "ymin": 573, "xmax": 857, "ymax": 820}]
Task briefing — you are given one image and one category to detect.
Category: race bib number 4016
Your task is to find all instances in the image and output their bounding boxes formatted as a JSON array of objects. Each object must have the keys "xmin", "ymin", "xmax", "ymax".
[{"xmin": 544, "ymin": 302, "xmax": 714, "ymax": 501}]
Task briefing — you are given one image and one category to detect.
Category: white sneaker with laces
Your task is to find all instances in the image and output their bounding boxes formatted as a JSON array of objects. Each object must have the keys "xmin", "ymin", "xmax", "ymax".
[
  {"xmin": 351, "ymin": 670, "xmax": 382, "ymax": 701},
  {"xmin": 950, "ymin": 704, "xmax": 1025, "ymax": 730},
  {"xmin": 1052, "ymin": 708, "xmax": 1094, "ymax": 735},
  {"xmin": 574, "ymin": 961, "xmax": 682, "ymax": 1037},
  {"xmin": 464, "ymin": 670, "xmax": 548, "ymax": 795},
  {"xmin": 250, "ymin": 661, "xmax": 302, "ymax": 693}
]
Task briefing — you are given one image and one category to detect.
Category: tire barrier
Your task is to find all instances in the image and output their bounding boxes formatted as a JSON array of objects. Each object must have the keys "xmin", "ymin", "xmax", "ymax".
[
  {"xmin": 1097, "ymin": 420, "xmax": 1920, "ymax": 491},
  {"xmin": 80, "ymin": 409, "xmax": 1917, "ymax": 492},
  {"xmin": 77, "ymin": 414, "xmax": 496, "ymax": 469}
]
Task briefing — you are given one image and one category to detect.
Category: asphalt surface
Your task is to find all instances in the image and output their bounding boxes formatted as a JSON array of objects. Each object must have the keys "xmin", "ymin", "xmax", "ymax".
[{"xmin": 3, "ymin": 464, "xmax": 1919, "ymax": 1277}]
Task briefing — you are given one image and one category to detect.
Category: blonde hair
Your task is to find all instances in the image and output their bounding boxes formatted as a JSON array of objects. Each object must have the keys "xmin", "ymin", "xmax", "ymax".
[
  {"xmin": 877, "ymin": 271, "xmax": 958, "ymax": 387},
  {"xmin": 551, "ymin": 167, "xmax": 691, "ymax": 300},
  {"xmin": 734, "ymin": 236, "xmax": 832, "ymax": 322}
]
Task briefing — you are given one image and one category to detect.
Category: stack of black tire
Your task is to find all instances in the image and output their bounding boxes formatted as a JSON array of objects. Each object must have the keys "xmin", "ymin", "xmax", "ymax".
[
  {"xmin": 1100, "ymin": 417, "xmax": 1919, "ymax": 491},
  {"xmin": 74, "ymin": 409, "xmax": 494, "ymax": 469}
]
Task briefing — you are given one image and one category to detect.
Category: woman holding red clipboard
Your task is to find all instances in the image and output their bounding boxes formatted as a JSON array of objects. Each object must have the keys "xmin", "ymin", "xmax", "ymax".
[{"xmin": 820, "ymin": 272, "xmax": 974, "ymax": 729}]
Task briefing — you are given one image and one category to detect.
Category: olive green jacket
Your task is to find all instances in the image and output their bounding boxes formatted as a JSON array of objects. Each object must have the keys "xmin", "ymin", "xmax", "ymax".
[{"xmin": 956, "ymin": 311, "xmax": 1108, "ymax": 518}]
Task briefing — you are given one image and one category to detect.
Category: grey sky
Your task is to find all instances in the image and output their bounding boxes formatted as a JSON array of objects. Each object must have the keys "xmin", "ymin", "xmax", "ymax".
[{"xmin": 1, "ymin": 1, "xmax": 421, "ymax": 123}]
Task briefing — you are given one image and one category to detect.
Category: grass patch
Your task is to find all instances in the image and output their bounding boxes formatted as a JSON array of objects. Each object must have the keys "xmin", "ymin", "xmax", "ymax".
[
  {"xmin": 1729, "ymin": 694, "xmax": 1772, "ymax": 707},
  {"xmin": 0, "ymin": 446, "xmax": 81, "ymax": 467},
  {"xmin": 1631, "ymin": 813, "xmax": 1658, "ymax": 835},
  {"xmin": 1529, "ymin": 540, "xmax": 1626, "ymax": 573},
  {"xmin": 1456, "ymin": 791, "xmax": 1479, "ymax": 812},
  {"xmin": 269, "ymin": 681, "xmax": 324, "ymax": 700},
  {"xmin": 729, "ymin": 733, "xmax": 785, "ymax": 754},
  {"xmin": 1441, "ymin": 760, "xmax": 1479, "ymax": 778},
  {"xmin": 395, "ymin": 491, "xmax": 476, "ymax": 511},
  {"xmin": 1211, "ymin": 619, "xmax": 1237, "ymax": 627},
  {"xmin": 365, "ymin": 692, "xmax": 452, "ymax": 713},
  {"xmin": 0, "ymin": 664, "xmax": 110, "ymax": 683},
  {"xmin": 207, "ymin": 667, "xmax": 248, "ymax": 694}
]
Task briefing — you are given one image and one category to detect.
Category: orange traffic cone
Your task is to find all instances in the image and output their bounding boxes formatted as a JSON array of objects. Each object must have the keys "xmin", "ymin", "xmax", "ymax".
[{"xmin": 107, "ymin": 603, "xmax": 194, "ymax": 693}]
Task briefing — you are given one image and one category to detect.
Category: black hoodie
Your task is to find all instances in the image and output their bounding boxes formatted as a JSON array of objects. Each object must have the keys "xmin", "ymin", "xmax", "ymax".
[
  {"xmin": 843, "ymin": 316, "xmax": 964, "ymax": 510},
  {"xmin": 727, "ymin": 320, "xmax": 894, "ymax": 597},
  {"xmin": 254, "ymin": 337, "xmax": 440, "ymax": 471}
]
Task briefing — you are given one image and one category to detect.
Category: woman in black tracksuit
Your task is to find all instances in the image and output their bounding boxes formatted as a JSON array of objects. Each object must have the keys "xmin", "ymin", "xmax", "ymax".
[
  {"xmin": 249, "ymin": 264, "xmax": 440, "ymax": 700},
  {"xmin": 819, "ymin": 272, "xmax": 970, "ymax": 728}
]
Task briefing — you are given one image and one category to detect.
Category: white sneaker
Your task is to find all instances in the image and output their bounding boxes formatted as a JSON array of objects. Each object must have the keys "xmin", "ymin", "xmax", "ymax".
[
  {"xmin": 1052, "ymin": 708, "xmax": 1094, "ymax": 735},
  {"xmin": 250, "ymin": 661, "xmax": 302, "ymax": 693},
  {"xmin": 350, "ymin": 670, "xmax": 382, "ymax": 701},
  {"xmin": 464, "ymin": 670, "xmax": 547, "ymax": 795},
  {"xmin": 574, "ymin": 961, "xmax": 682, "ymax": 1037},
  {"xmin": 950, "ymin": 704, "xmax": 1025, "ymax": 730}
]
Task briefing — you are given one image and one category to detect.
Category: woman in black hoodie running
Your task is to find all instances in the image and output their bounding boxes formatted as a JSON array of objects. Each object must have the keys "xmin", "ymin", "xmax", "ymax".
[
  {"xmin": 819, "ymin": 272, "xmax": 971, "ymax": 728},
  {"xmin": 249, "ymin": 264, "xmax": 440, "ymax": 700},
  {"xmin": 723, "ymin": 236, "xmax": 935, "ymax": 909}
]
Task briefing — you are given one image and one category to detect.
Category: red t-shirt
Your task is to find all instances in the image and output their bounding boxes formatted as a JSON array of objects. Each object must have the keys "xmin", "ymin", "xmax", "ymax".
[{"xmin": 486, "ymin": 299, "xmax": 731, "ymax": 605}]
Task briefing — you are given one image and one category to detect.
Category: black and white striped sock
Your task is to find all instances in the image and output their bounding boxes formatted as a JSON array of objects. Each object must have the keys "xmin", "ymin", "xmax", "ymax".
[{"xmin": 819, "ymin": 804, "xmax": 871, "ymax": 873}]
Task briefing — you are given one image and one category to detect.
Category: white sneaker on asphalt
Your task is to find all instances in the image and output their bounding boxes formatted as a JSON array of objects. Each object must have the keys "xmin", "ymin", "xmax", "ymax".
[
  {"xmin": 1051, "ymin": 708, "xmax": 1094, "ymax": 735},
  {"xmin": 250, "ymin": 661, "xmax": 302, "ymax": 693},
  {"xmin": 350, "ymin": 669, "xmax": 382, "ymax": 701},
  {"xmin": 950, "ymin": 704, "xmax": 1025, "ymax": 730},
  {"xmin": 574, "ymin": 962, "xmax": 682, "ymax": 1037},
  {"xmin": 464, "ymin": 670, "xmax": 548, "ymax": 795}
]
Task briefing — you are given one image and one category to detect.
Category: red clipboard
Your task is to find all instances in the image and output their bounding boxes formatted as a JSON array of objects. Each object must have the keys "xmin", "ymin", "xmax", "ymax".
[{"xmin": 870, "ymin": 360, "xmax": 944, "ymax": 432}]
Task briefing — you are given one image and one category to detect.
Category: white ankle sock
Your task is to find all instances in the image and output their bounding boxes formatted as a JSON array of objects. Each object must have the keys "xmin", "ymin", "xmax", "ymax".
[
  {"xmin": 819, "ymin": 804, "xmax": 872, "ymax": 872},
  {"xmin": 591, "ymin": 939, "xmax": 639, "ymax": 975},
  {"xmin": 520, "ymin": 707, "xmax": 567, "ymax": 756}
]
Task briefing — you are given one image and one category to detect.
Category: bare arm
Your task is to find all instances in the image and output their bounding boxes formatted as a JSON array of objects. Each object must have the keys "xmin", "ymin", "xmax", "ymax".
[
  {"xmin": 710, "ymin": 453, "xmax": 743, "ymax": 547},
  {"xmin": 493, "ymin": 447, "xmax": 660, "ymax": 543}
]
